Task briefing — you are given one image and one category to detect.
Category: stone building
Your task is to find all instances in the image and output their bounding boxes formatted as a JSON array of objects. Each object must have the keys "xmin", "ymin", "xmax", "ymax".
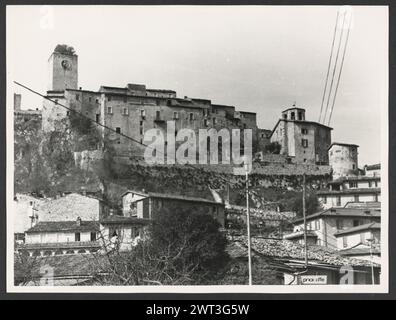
[
  {"xmin": 328, "ymin": 142, "xmax": 359, "ymax": 179},
  {"xmin": 42, "ymin": 46, "xmax": 268, "ymax": 158},
  {"xmin": 269, "ymin": 107, "xmax": 332, "ymax": 164}
]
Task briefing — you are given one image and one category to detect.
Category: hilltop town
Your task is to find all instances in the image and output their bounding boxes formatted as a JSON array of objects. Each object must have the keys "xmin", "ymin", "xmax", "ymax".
[{"xmin": 13, "ymin": 45, "xmax": 382, "ymax": 286}]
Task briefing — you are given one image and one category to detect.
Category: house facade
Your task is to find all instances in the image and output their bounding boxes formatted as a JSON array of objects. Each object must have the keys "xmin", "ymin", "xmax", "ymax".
[
  {"xmin": 269, "ymin": 107, "xmax": 332, "ymax": 165},
  {"xmin": 22, "ymin": 218, "xmax": 100, "ymax": 257},
  {"xmin": 121, "ymin": 190, "xmax": 225, "ymax": 227},
  {"xmin": 317, "ymin": 175, "xmax": 381, "ymax": 209},
  {"xmin": 328, "ymin": 142, "xmax": 359, "ymax": 179},
  {"xmin": 288, "ymin": 207, "xmax": 381, "ymax": 249}
]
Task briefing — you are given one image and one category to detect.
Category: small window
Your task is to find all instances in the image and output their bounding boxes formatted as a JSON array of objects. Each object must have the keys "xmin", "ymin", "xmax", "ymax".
[
  {"xmin": 108, "ymin": 96, "xmax": 112, "ymax": 102},
  {"xmin": 349, "ymin": 182, "xmax": 358, "ymax": 188},
  {"xmin": 89, "ymin": 97, "xmax": 92, "ymax": 103},
  {"xmin": 353, "ymin": 220, "xmax": 360, "ymax": 227},
  {"xmin": 354, "ymin": 195, "xmax": 359, "ymax": 202},
  {"xmin": 204, "ymin": 119, "xmax": 209, "ymax": 127},
  {"xmin": 76, "ymin": 94, "xmax": 79, "ymax": 101},
  {"xmin": 301, "ymin": 128, "xmax": 308, "ymax": 134},
  {"xmin": 322, "ymin": 196, "xmax": 327, "ymax": 204},
  {"xmin": 291, "ymin": 112, "xmax": 295, "ymax": 120},
  {"xmin": 116, "ymin": 127, "xmax": 121, "ymax": 134},
  {"xmin": 368, "ymin": 181, "xmax": 372, "ymax": 188},
  {"xmin": 156, "ymin": 110, "xmax": 161, "ymax": 119},
  {"xmin": 122, "ymin": 107, "xmax": 129, "ymax": 115},
  {"xmin": 336, "ymin": 220, "xmax": 343, "ymax": 230},
  {"xmin": 173, "ymin": 111, "xmax": 179, "ymax": 120},
  {"xmin": 107, "ymin": 106, "xmax": 113, "ymax": 114},
  {"xmin": 140, "ymin": 109, "xmax": 146, "ymax": 118},
  {"xmin": 75, "ymin": 233, "xmax": 81, "ymax": 242},
  {"xmin": 343, "ymin": 236, "xmax": 348, "ymax": 248},
  {"xmin": 66, "ymin": 111, "xmax": 70, "ymax": 116},
  {"xmin": 96, "ymin": 114, "xmax": 100, "ymax": 123},
  {"xmin": 302, "ymin": 139, "xmax": 308, "ymax": 148},
  {"xmin": 95, "ymin": 99, "xmax": 99, "ymax": 104},
  {"xmin": 90, "ymin": 232, "xmax": 96, "ymax": 241},
  {"xmin": 336, "ymin": 196, "xmax": 341, "ymax": 206},
  {"xmin": 189, "ymin": 113, "xmax": 194, "ymax": 121},
  {"xmin": 213, "ymin": 117, "xmax": 217, "ymax": 125}
]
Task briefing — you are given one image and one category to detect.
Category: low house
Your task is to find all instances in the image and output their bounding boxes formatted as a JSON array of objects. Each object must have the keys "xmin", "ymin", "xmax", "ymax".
[
  {"xmin": 21, "ymin": 217, "xmax": 100, "ymax": 257},
  {"xmin": 229, "ymin": 235, "xmax": 381, "ymax": 285},
  {"xmin": 317, "ymin": 176, "xmax": 381, "ymax": 209},
  {"xmin": 99, "ymin": 215, "xmax": 151, "ymax": 252},
  {"xmin": 334, "ymin": 222, "xmax": 381, "ymax": 264},
  {"xmin": 121, "ymin": 190, "xmax": 225, "ymax": 227},
  {"xmin": 286, "ymin": 207, "xmax": 380, "ymax": 249},
  {"xmin": 364, "ymin": 163, "xmax": 381, "ymax": 177}
]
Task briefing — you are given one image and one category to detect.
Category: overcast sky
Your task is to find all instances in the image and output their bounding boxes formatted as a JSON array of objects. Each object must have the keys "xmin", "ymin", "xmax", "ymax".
[{"xmin": 7, "ymin": 5, "xmax": 387, "ymax": 166}]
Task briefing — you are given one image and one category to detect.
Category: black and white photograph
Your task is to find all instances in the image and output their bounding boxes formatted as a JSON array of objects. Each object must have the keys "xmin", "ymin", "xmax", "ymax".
[{"xmin": 4, "ymin": 4, "xmax": 388, "ymax": 294}]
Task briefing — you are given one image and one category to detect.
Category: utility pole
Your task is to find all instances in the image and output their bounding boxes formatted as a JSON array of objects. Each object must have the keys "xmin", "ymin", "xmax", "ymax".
[
  {"xmin": 302, "ymin": 174, "xmax": 308, "ymax": 268},
  {"xmin": 245, "ymin": 163, "xmax": 253, "ymax": 285},
  {"xmin": 367, "ymin": 238, "xmax": 375, "ymax": 284}
]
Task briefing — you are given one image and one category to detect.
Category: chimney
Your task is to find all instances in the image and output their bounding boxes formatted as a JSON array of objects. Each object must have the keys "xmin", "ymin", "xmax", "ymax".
[
  {"xmin": 14, "ymin": 93, "xmax": 21, "ymax": 111},
  {"xmin": 76, "ymin": 217, "xmax": 82, "ymax": 226}
]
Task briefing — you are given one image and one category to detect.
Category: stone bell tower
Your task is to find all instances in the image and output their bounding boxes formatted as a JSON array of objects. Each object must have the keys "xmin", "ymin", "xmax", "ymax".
[{"xmin": 48, "ymin": 45, "xmax": 78, "ymax": 91}]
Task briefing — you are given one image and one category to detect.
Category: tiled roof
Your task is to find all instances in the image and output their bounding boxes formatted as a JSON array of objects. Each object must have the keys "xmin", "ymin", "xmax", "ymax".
[
  {"xmin": 334, "ymin": 222, "xmax": 381, "ymax": 237},
  {"xmin": 26, "ymin": 221, "xmax": 99, "ymax": 233},
  {"xmin": 340, "ymin": 246, "xmax": 381, "ymax": 256},
  {"xmin": 365, "ymin": 164, "xmax": 381, "ymax": 170},
  {"xmin": 344, "ymin": 201, "xmax": 381, "ymax": 209},
  {"xmin": 230, "ymin": 236, "xmax": 380, "ymax": 268},
  {"xmin": 122, "ymin": 189, "xmax": 223, "ymax": 205},
  {"xmin": 328, "ymin": 142, "xmax": 359, "ymax": 149},
  {"xmin": 226, "ymin": 204, "xmax": 295, "ymax": 222},
  {"xmin": 293, "ymin": 207, "xmax": 381, "ymax": 224}
]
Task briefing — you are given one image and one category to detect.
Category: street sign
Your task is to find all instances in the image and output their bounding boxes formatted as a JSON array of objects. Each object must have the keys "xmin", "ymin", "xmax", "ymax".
[{"xmin": 300, "ymin": 275, "xmax": 327, "ymax": 285}]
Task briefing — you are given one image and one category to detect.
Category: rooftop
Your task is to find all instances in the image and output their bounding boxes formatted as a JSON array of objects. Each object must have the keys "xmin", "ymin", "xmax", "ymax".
[
  {"xmin": 328, "ymin": 142, "xmax": 359, "ymax": 149},
  {"xmin": 269, "ymin": 118, "xmax": 333, "ymax": 138},
  {"xmin": 365, "ymin": 164, "xmax": 381, "ymax": 170},
  {"xmin": 122, "ymin": 189, "xmax": 224, "ymax": 205},
  {"xmin": 229, "ymin": 236, "xmax": 379, "ymax": 268},
  {"xmin": 334, "ymin": 222, "xmax": 381, "ymax": 237},
  {"xmin": 26, "ymin": 221, "xmax": 99, "ymax": 234},
  {"xmin": 293, "ymin": 207, "xmax": 381, "ymax": 224}
]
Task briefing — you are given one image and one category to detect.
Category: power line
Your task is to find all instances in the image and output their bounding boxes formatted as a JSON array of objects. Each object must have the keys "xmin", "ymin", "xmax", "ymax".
[
  {"xmin": 318, "ymin": 11, "xmax": 340, "ymax": 124},
  {"xmin": 322, "ymin": 11, "xmax": 347, "ymax": 125},
  {"xmin": 327, "ymin": 13, "xmax": 352, "ymax": 126}
]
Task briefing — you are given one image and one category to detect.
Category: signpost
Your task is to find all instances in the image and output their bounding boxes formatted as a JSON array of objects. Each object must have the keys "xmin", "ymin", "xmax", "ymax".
[{"xmin": 300, "ymin": 275, "xmax": 328, "ymax": 285}]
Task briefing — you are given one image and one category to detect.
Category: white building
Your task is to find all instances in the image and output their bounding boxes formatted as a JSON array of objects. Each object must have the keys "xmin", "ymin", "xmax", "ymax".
[{"xmin": 317, "ymin": 175, "xmax": 380, "ymax": 209}]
